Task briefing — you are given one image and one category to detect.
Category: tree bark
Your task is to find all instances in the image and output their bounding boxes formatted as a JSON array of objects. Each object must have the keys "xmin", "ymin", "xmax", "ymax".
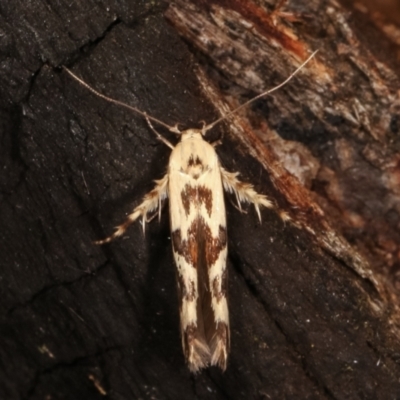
[{"xmin": 1, "ymin": 0, "xmax": 400, "ymax": 399}]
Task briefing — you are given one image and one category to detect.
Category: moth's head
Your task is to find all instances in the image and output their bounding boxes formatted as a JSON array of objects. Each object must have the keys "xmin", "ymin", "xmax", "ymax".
[
  {"xmin": 169, "ymin": 122, "xmax": 210, "ymax": 141},
  {"xmin": 180, "ymin": 128, "xmax": 204, "ymax": 141}
]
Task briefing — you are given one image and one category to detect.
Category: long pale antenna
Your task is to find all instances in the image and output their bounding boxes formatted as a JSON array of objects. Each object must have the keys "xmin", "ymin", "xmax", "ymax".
[
  {"xmin": 204, "ymin": 50, "xmax": 318, "ymax": 132},
  {"xmin": 64, "ymin": 50, "xmax": 317, "ymax": 137},
  {"xmin": 63, "ymin": 67, "xmax": 180, "ymax": 134}
]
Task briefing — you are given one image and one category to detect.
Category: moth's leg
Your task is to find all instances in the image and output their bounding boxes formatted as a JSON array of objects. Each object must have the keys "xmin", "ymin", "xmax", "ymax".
[
  {"xmin": 144, "ymin": 205, "xmax": 165, "ymax": 224},
  {"xmin": 95, "ymin": 173, "xmax": 169, "ymax": 244},
  {"xmin": 227, "ymin": 197, "xmax": 247, "ymax": 214},
  {"xmin": 210, "ymin": 138, "xmax": 223, "ymax": 148},
  {"xmin": 220, "ymin": 167, "xmax": 274, "ymax": 221},
  {"xmin": 210, "ymin": 129, "xmax": 224, "ymax": 148},
  {"xmin": 144, "ymin": 114, "xmax": 174, "ymax": 149}
]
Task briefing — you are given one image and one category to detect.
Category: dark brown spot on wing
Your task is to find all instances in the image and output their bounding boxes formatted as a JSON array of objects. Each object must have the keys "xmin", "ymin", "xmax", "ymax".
[
  {"xmin": 186, "ymin": 155, "xmax": 205, "ymax": 179},
  {"xmin": 198, "ymin": 186, "xmax": 213, "ymax": 217},
  {"xmin": 180, "ymin": 185, "xmax": 194, "ymax": 216},
  {"xmin": 183, "ymin": 323, "xmax": 199, "ymax": 361},
  {"xmin": 212, "ymin": 267, "xmax": 228, "ymax": 304},
  {"xmin": 180, "ymin": 184, "xmax": 213, "ymax": 217},
  {"xmin": 221, "ymin": 267, "xmax": 228, "ymax": 298},
  {"xmin": 187, "ymin": 155, "xmax": 203, "ymax": 167},
  {"xmin": 184, "ymin": 323, "xmax": 197, "ymax": 352},
  {"xmin": 218, "ymin": 225, "xmax": 227, "ymax": 248},
  {"xmin": 176, "ymin": 271, "xmax": 196, "ymax": 309},
  {"xmin": 172, "ymin": 218, "xmax": 227, "ymax": 268},
  {"xmin": 171, "ymin": 229, "xmax": 183, "ymax": 256},
  {"xmin": 205, "ymin": 224, "xmax": 227, "ymax": 267},
  {"xmin": 172, "ymin": 227, "xmax": 197, "ymax": 267},
  {"xmin": 215, "ymin": 322, "xmax": 229, "ymax": 347}
]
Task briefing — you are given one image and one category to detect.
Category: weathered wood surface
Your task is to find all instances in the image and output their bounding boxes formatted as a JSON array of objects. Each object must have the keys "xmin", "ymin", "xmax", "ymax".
[{"xmin": 1, "ymin": 0, "xmax": 400, "ymax": 398}]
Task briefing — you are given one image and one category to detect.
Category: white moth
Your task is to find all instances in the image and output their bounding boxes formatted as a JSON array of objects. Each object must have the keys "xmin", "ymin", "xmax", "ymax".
[{"xmin": 64, "ymin": 50, "xmax": 316, "ymax": 373}]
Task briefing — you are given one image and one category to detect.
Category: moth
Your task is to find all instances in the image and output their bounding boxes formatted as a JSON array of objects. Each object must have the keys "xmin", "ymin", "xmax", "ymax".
[{"xmin": 64, "ymin": 50, "xmax": 316, "ymax": 373}]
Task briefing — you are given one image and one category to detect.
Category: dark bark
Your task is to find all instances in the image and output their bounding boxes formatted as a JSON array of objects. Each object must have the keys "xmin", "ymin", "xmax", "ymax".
[{"xmin": 1, "ymin": 0, "xmax": 400, "ymax": 399}]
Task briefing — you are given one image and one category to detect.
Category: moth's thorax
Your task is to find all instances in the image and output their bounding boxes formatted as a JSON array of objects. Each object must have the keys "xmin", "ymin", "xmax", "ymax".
[{"xmin": 169, "ymin": 129, "xmax": 218, "ymax": 180}]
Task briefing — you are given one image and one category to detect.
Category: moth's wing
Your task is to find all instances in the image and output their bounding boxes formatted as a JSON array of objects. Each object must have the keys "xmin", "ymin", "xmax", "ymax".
[
  {"xmin": 169, "ymin": 169, "xmax": 210, "ymax": 372},
  {"xmin": 169, "ymin": 137, "xmax": 229, "ymax": 372},
  {"xmin": 196, "ymin": 163, "xmax": 229, "ymax": 371}
]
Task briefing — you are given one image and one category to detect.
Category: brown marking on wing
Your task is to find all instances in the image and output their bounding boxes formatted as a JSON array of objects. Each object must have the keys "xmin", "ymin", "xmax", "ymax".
[
  {"xmin": 180, "ymin": 184, "xmax": 213, "ymax": 216},
  {"xmin": 176, "ymin": 271, "xmax": 196, "ymax": 308},
  {"xmin": 205, "ymin": 225, "xmax": 227, "ymax": 267},
  {"xmin": 172, "ymin": 218, "xmax": 227, "ymax": 268},
  {"xmin": 212, "ymin": 267, "xmax": 228, "ymax": 303},
  {"xmin": 215, "ymin": 322, "xmax": 229, "ymax": 347},
  {"xmin": 173, "ymin": 218, "xmax": 229, "ymax": 371},
  {"xmin": 219, "ymin": 225, "xmax": 227, "ymax": 247},
  {"xmin": 180, "ymin": 185, "xmax": 195, "ymax": 216},
  {"xmin": 172, "ymin": 227, "xmax": 198, "ymax": 268},
  {"xmin": 187, "ymin": 155, "xmax": 203, "ymax": 167},
  {"xmin": 221, "ymin": 267, "xmax": 228, "ymax": 298},
  {"xmin": 186, "ymin": 155, "xmax": 204, "ymax": 179},
  {"xmin": 184, "ymin": 322, "xmax": 197, "ymax": 350},
  {"xmin": 197, "ymin": 186, "xmax": 213, "ymax": 217}
]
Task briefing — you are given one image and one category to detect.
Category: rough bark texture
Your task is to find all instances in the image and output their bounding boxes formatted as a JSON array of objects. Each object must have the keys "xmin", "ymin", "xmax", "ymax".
[{"xmin": 1, "ymin": 0, "xmax": 400, "ymax": 399}]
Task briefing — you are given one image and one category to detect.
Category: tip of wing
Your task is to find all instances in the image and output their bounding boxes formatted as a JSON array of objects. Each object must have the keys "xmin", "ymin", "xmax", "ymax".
[
  {"xmin": 210, "ymin": 322, "xmax": 229, "ymax": 371},
  {"xmin": 187, "ymin": 337, "xmax": 211, "ymax": 373},
  {"xmin": 184, "ymin": 323, "xmax": 229, "ymax": 373}
]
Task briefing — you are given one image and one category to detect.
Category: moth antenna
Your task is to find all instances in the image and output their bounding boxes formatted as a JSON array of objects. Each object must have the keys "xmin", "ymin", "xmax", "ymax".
[
  {"xmin": 63, "ymin": 66, "xmax": 180, "ymax": 134},
  {"xmin": 203, "ymin": 49, "xmax": 318, "ymax": 133},
  {"xmin": 144, "ymin": 114, "xmax": 175, "ymax": 149}
]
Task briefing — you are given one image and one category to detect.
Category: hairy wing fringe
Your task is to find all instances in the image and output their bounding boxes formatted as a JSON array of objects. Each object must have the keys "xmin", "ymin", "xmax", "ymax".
[
  {"xmin": 220, "ymin": 168, "xmax": 273, "ymax": 221},
  {"xmin": 95, "ymin": 174, "xmax": 168, "ymax": 244},
  {"xmin": 187, "ymin": 337, "xmax": 211, "ymax": 373},
  {"xmin": 210, "ymin": 323, "xmax": 229, "ymax": 371}
]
